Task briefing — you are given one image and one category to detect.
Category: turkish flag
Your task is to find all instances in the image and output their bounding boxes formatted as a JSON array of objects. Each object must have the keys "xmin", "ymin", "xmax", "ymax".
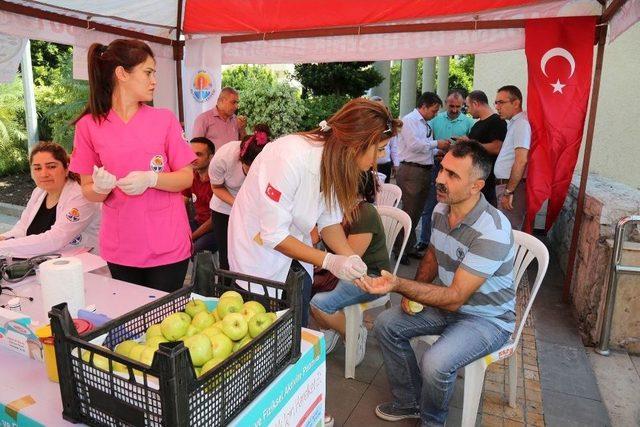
[{"xmin": 524, "ymin": 17, "xmax": 596, "ymax": 232}]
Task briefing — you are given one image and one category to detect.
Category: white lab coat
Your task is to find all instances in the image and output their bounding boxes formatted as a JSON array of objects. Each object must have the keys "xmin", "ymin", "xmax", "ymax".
[
  {"xmin": 228, "ymin": 134, "xmax": 343, "ymax": 293},
  {"xmin": 0, "ymin": 180, "xmax": 101, "ymax": 258}
]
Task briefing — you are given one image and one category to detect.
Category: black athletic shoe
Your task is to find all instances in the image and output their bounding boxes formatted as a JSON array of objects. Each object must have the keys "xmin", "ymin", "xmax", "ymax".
[{"xmin": 375, "ymin": 402, "xmax": 420, "ymax": 422}]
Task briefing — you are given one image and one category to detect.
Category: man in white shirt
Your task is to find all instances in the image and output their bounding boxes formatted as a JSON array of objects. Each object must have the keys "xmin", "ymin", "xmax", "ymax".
[
  {"xmin": 493, "ymin": 85, "xmax": 530, "ymax": 230},
  {"xmin": 395, "ymin": 92, "xmax": 450, "ymax": 262}
]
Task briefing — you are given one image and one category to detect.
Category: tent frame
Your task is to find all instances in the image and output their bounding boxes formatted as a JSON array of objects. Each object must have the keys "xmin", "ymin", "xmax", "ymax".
[{"xmin": 0, "ymin": 0, "xmax": 632, "ymax": 301}]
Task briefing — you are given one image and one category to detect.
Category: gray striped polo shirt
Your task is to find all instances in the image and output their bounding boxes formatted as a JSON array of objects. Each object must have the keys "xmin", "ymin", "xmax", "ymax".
[{"xmin": 431, "ymin": 193, "xmax": 516, "ymax": 332}]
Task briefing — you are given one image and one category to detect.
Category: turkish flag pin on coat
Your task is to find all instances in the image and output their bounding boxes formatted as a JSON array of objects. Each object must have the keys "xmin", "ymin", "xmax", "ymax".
[{"xmin": 266, "ymin": 183, "xmax": 281, "ymax": 202}]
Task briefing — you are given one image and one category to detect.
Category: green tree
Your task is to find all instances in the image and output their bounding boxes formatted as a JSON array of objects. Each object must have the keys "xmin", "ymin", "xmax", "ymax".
[
  {"xmin": 0, "ymin": 76, "xmax": 29, "ymax": 176},
  {"xmin": 294, "ymin": 62, "xmax": 383, "ymax": 98},
  {"xmin": 222, "ymin": 65, "xmax": 276, "ymax": 93},
  {"xmin": 30, "ymin": 40, "xmax": 72, "ymax": 87},
  {"xmin": 448, "ymin": 55, "xmax": 474, "ymax": 95},
  {"xmin": 299, "ymin": 94, "xmax": 350, "ymax": 131},
  {"xmin": 239, "ymin": 80, "xmax": 306, "ymax": 138}
]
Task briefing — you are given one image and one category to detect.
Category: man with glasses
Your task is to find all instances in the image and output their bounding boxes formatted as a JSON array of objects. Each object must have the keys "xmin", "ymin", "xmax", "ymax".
[
  {"xmin": 395, "ymin": 92, "xmax": 450, "ymax": 264},
  {"xmin": 493, "ymin": 85, "xmax": 530, "ymax": 230}
]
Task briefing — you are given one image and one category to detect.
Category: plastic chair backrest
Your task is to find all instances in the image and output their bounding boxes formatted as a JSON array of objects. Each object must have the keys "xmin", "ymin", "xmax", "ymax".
[
  {"xmin": 376, "ymin": 205, "xmax": 412, "ymax": 275},
  {"xmin": 377, "ymin": 183, "xmax": 402, "ymax": 208},
  {"xmin": 511, "ymin": 230, "xmax": 549, "ymax": 347}
]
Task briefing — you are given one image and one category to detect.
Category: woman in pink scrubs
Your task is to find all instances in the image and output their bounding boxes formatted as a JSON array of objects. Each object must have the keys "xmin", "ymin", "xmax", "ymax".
[{"xmin": 70, "ymin": 39, "xmax": 196, "ymax": 292}]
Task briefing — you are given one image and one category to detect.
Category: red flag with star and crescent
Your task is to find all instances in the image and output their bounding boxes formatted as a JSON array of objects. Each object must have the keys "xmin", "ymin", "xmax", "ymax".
[{"xmin": 524, "ymin": 17, "xmax": 596, "ymax": 232}]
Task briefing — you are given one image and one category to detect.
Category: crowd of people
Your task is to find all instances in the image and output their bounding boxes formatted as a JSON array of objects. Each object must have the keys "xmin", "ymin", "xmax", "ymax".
[{"xmin": 0, "ymin": 38, "xmax": 534, "ymax": 427}]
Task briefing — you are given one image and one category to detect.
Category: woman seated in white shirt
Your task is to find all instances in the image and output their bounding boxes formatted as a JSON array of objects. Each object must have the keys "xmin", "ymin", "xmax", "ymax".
[
  {"xmin": 0, "ymin": 142, "xmax": 100, "ymax": 258},
  {"xmin": 209, "ymin": 124, "xmax": 271, "ymax": 270}
]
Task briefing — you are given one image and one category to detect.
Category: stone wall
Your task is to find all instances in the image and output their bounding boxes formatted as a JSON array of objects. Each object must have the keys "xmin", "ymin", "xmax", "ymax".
[{"xmin": 548, "ymin": 173, "xmax": 640, "ymax": 353}]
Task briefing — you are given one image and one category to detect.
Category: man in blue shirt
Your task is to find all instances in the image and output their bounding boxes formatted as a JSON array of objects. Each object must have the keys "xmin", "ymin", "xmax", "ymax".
[{"xmin": 415, "ymin": 90, "xmax": 474, "ymax": 257}]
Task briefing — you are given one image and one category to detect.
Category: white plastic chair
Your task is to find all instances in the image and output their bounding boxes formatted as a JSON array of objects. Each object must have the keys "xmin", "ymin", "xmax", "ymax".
[
  {"xmin": 343, "ymin": 205, "xmax": 412, "ymax": 378},
  {"xmin": 376, "ymin": 183, "xmax": 402, "ymax": 208},
  {"xmin": 413, "ymin": 230, "xmax": 549, "ymax": 426}
]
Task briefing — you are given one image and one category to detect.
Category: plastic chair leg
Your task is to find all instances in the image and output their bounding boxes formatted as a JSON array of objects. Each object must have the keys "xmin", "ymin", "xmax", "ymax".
[
  {"xmin": 461, "ymin": 361, "xmax": 487, "ymax": 427},
  {"xmin": 508, "ymin": 354, "xmax": 518, "ymax": 408},
  {"xmin": 343, "ymin": 304, "xmax": 363, "ymax": 379}
]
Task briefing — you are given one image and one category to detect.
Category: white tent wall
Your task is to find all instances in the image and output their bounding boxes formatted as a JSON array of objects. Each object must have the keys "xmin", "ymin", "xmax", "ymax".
[
  {"xmin": 0, "ymin": 9, "xmax": 179, "ymax": 114},
  {"xmin": 473, "ymin": 21, "xmax": 640, "ymax": 189}
]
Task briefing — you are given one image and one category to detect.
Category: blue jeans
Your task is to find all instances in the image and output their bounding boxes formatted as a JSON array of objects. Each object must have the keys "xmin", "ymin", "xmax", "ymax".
[
  {"xmin": 189, "ymin": 219, "xmax": 218, "ymax": 254},
  {"xmin": 310, "ymin": 279, "xmax": 381, "ymax": 314},
  {"xmin": 419, "ymin": 162, "xmax": 440, "ymax": 245},
  {"xmin": 374, "ymin": 305, "xmax": 511, "ymax": 426}
]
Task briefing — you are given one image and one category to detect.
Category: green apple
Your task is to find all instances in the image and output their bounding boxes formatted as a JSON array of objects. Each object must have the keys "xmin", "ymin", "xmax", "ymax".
[
  {"xmin": 191, "ymin": 311, "xmax": 215, "ymax": 330},
  {"xmin": 114, "ymin": 340, "xmax": 138, "ymax": 357},
  {"xmin": 194, "ymin": 366, "xmax": 202, "ymax": 378},
  {"xmin": 212, "ymin": 310, "xmax": 220, "ymax": 322},
  {"xmin": 185, "ymin": 299, "xmax": 207, "ymax": 318},
  {"xmin": 177, "ymin": 312, "xmax": 192, "ymax": 323},
  {"xmin": 201, "ymin": 355, "xmax": 226, "ymax": 375},
  {"xmin": 221, "ymin": 313, "xmax": 248, "ymax": 341},
  {"xmin": 184, "ymin": 334, "xmax": 213, "ymax": 367},
  {"xmin": 232, "ymin": 335, "xmax": 252, "ymax": 352},
  {"xmin": 145, "ymin": 335, "xmax": 169, "ymax": 350},
  {"xmin": 267, "ymin": 312, "xmax": 277, "ymax": 322},
  {"xmin": 244, "ymin": 300, "xmax": 266, "ymax": 315},
  {"xmin": 241, "ymin": 307, "xmax": 257, "ymax": 323},
  {"xmin": 145, "ymin": 324, "xmax": 163, "ymax": 341},
  {"xmin": 216, "ymin": 297, "xmax": 244, "ymax": 320},
  {"xmin": 220, "ymin": 290, "xmax": 243, "ymax": 303},
  {"xmin": 128, "ymin": 344, "xmax": 146, "ymax": 361},
  {"xmin": 209, "ymin": 333, "xmax": 233, "ymax": 360},
  {"xmin": 139, "ymin": 347, "xmax": 156, "ymax": 366},
  {"xmin": 161, "ymin": 312, "xmax": 190, "ymax": 341},
  {"xmin": 185, "ymin": 324, "xmax": 200, "ymax": 337},
  {"xmin": 248, "ymin": 312, "xmax": 275, "ymax": 338},
  {"xmin": 201, "ymin": 325, "xmax": 224, "ymax": 341}
]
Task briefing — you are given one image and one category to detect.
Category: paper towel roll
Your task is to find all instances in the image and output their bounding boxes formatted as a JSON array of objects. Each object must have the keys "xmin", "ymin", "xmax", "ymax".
[{"xmin": 39, "ymin": 257, "xmax": 85, "ymax": 318}]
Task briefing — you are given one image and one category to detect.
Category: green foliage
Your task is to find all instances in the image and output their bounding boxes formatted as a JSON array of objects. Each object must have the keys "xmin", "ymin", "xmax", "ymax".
[
  {"xmin": 294, "ymin": 62, "xmax": 383, "ymax": 98},
  {"xmin": 30, "ymin": 40, "xmax": 72, "ymax": 87},
  {"xmin": 239, "ymin": 80, "xmax": 306, "ymax": 138},
  {"xmin": 448, "ymin": 55, "xmax": 474, "ymax": 95},
  {"xmin": 0, "ymin": 76, "xmax": 29, "ymax": 176},
  {"xmin": 222, "ymin": 65, "xmax": 276, "ymax": 93},
  {"xmin": 299, "ymin": 94, "xmax": 350, "ymax": 132},
  {"xmin": 35, "ymin": 51, "xmax": 89, "ymax": 152}
]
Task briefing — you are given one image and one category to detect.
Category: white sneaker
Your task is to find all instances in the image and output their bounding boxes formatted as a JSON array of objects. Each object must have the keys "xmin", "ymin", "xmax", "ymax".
[
  {"xmin": 355, "ymin": 325, "xmax": 368, "ymax": 366},
  {"xmin": 322, "ymin": 329, "xmax": 339, "ymax": 355}
]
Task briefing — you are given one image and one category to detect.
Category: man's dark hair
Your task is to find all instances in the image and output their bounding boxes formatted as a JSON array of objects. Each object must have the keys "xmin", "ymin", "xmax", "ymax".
[
  {"xmin": 497, "ymin": 85, "xmax": 523, "ymax": 104},
  {"xmin": 417, "ymin": 92, "xmax": 442, "ymax": 109},
  {"xmin": 467, "ymin": 90, "xmax": 489, "ymax": 105},
  {"xmin": 190, "ymin": 137, "xmax": 215, "ymax": 155},
  {"xmin": 449, "ymin": 140, "xmax": 492, "ymax": 180},
  {"xmin": 447, "ymin": 88, "xmax": 467, "ymax": 100}
]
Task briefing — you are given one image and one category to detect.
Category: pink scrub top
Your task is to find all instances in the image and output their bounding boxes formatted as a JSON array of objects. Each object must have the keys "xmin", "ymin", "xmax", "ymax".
[{"xmin": 70, "ymin": 105, "xmax": 196, "ymax": 268}]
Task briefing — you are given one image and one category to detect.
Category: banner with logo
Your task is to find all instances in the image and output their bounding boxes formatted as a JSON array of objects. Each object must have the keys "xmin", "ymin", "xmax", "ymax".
[
  {"xmin": 524, "ymin": 17, "xmax": 596, "ymax": 232},
  {"xmin": 183, "ymin": 36, "xmax": 222, "ymax": 139}
]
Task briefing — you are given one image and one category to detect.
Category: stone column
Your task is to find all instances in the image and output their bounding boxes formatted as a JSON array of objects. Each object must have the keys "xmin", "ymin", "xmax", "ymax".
[
  {"xmin": 370, "ymin": 61, "xmax": 391, "ymax": 105},
  {"xmin": 399, "ymin": 59, "xmax": 417, "ymax": 118},
  {"xmin": 437, "ymin": 55, "xmax": 450, "ymax": 101},
  {"xmin": 422, "ymin": 57, "xmax": 436, "ymax": 93}
]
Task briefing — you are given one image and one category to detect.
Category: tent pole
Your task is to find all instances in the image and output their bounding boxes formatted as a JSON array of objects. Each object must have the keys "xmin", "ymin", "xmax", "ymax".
[
  {"xmin": 562, "ymin": 24, "xmax": 608, "ymax": 302},
  {"xmin": 175, "ymin": 0, "xmax": 185, "ymax": 125}
]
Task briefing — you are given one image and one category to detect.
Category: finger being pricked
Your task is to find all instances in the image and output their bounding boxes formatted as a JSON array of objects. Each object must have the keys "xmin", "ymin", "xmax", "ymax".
[{"xmin": 353, "ymin": 276, "xmax": 370, "ymax": 291}]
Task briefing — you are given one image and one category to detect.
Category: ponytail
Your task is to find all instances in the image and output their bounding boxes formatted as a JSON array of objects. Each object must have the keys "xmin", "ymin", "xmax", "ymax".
[{"xmin": 75, "ymin": 39, "xmax": 154, "ymax": 124}]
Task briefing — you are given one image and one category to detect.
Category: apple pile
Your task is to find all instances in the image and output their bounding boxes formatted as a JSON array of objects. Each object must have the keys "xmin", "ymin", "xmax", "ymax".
[{"xmin": 86, "ymin": 291, "xmax": 278, "ymax": 378}]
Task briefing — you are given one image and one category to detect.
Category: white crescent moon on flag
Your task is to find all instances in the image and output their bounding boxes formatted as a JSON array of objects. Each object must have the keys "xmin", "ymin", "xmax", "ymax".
[{"xmin": 540, "ymin": 47, "xmax": 576, "ymax": 78}]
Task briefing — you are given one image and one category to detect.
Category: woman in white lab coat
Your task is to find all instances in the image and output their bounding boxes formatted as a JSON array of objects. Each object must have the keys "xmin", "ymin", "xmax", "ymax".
[
  {"xmin": 228, "ymin": 98, "xmax": 401, "ymax": 328},
  {"xmin": 0, "ymin": 142, "xmax": 100, "ymax": 258}
]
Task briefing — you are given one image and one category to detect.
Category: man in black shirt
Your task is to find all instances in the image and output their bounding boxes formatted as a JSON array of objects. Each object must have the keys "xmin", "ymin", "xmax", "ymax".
[{"xmin": 458, "ymin": 90, "xmax": 507, "ymax": 206}]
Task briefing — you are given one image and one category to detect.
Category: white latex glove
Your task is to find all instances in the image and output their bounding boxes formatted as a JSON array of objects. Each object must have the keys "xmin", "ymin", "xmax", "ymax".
[
  {"xmin": 322, "ymin": 253, "xmax": 367, "ymax": 281},
  {"xmin": 116, "ymin": 171, "xmax": 158, "ymax": 196},
  {"xmin": 92, "ymin": 165, "xmax": 117, "ymax": 194}
]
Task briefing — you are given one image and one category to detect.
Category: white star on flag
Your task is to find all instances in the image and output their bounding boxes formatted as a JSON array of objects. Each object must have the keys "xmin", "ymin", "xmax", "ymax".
[{"xmin": 550, "ymin": 79, "xmax": 566, "ymax": 94}]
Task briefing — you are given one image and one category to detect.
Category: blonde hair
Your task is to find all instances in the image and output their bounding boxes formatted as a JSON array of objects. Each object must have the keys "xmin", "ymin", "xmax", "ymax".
[{"xmin": 300, "ymin": 98, "xmax": 401, "ymax": 223}]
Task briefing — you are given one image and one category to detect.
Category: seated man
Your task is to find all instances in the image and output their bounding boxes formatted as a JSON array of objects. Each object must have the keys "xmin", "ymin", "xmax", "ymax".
[
  {"xmin": 183, "ymin": 137, "xmax": 217, "ymax": 253},
  {"xmin": 356, "ymin": 141, "xmax": 515, "ymax": 426}
]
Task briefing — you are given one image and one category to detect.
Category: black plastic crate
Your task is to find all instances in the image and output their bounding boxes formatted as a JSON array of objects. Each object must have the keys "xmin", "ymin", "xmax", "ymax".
[{"xmin": 49, "ymin": 252, "xmax": 303, "ymax": 426}]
